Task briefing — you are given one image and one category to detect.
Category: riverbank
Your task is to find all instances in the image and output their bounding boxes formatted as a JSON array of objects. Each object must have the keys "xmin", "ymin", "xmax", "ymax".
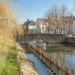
[
  {"xmin": 16, "ymin": 44, "xmax": 39, "ymax": 75},
  {"xmin": 0, "ymin": 47, "xmax": 19, "ymax": 75}
]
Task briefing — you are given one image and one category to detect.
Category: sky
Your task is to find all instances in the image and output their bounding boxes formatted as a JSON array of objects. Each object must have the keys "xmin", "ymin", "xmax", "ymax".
[{"xmin": 11, "ymin": 0, "xmax": 75, "ymax": 24}]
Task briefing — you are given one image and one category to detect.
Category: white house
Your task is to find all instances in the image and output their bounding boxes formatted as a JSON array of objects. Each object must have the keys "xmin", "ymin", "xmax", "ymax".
[
  {"xmin": 36, "ymin": 18, "xmax": 48, "ymax": 33},
  {"xmin": 22, "ymin": 19, "xmax": 37, "ymax": 34}
]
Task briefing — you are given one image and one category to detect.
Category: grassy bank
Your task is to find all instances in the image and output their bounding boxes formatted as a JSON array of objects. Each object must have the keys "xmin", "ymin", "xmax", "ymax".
[{"xmin": 0, "ymin": 47, "xmax": 19, "ymax": 75}]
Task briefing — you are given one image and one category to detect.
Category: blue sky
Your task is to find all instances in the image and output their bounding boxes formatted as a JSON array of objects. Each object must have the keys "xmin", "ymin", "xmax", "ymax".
[{"xmin": 11, "ymin": 0, "xmax": 75, "ymax": 24}]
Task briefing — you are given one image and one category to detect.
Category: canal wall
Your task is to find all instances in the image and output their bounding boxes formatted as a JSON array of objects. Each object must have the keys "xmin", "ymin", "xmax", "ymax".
[
  {"xmin": 66, "ymin": 37, "xmax": 75, "ymax": 44},
  {"xmin": 16, "ymin": 43, "xmax": 39, "ymax": 75}
]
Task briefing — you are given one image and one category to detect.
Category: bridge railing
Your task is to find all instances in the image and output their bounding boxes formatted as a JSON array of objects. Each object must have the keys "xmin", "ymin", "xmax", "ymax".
[{"xmin": 16, "ymin": 34, "xmax": 66, "ymax": 44}]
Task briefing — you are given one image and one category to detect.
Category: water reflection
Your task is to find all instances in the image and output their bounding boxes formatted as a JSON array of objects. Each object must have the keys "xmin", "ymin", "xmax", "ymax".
[{"xmin": 47, "ymin": 44, "xmax": 75, "ymax": 70}]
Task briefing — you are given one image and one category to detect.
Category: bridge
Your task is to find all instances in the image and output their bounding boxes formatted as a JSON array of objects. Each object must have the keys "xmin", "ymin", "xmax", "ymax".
[
  {"xmin": 26, "ymin": 43, "xmax": 75, "ymax": 75},
  {"xmin": 16, "ymin": 34, "xmax": 66, "ymax": 44}
]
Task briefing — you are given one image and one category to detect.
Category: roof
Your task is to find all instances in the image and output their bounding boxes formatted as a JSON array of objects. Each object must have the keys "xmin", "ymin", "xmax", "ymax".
[{"xmin": 22, "ymin": 20, "xmax": 36, "ymax": 26}]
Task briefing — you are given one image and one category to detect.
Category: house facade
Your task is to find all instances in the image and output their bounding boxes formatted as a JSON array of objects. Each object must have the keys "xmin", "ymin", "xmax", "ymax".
[
  {"xmin": 22, "ymin": 19, "xmax": 37, "ymax": 34},
  {"xmin": 36, "ymin": 18, "xmax": 48, "ymax": 33},
  {"xmin": 36, "ymin": 16, "xmax": 75, "ymax": 34}
]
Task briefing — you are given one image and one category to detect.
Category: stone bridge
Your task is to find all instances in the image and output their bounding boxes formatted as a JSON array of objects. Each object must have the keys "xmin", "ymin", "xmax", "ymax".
[{"xmin": 16, "ymin": 34, "xmax": 66, "ymax": 44}]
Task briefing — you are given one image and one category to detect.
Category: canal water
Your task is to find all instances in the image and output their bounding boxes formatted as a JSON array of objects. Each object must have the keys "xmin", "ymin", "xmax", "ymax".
[
  {"xmin": 47, "ymin": 44, "xmax": 75, "ymax": 70},
  {"xmin": 48, "ymin": 51, "xmax": 75, "ymax": 70},
  {"xmin": 27, "ymin": 52, "xmax": 52, "ymax": 75}
]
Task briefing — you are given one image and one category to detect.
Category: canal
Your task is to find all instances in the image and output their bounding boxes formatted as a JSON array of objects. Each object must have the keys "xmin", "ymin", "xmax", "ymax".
[
  {"xmin": 26, "ymin": 40, "xmax": 75, "ymax": 75},
  {"xmin": 27, "ymin": 52, "xmax": 53, "ymax": 75}
]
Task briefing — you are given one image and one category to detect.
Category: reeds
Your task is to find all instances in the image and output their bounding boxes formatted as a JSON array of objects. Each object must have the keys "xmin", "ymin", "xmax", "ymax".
[{"xmin": 0, "ymin": 0, "xmax": 16, "ymax": 55}]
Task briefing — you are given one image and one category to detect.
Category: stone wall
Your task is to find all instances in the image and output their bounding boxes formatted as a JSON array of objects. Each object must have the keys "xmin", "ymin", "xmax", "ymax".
[
  {"xmin": 66, "ymin": 37, "xmax": 75, "ymax": 44},
  {"xmin": 16, "ymin": 43, "xmax": 39, "ymax": 75}
]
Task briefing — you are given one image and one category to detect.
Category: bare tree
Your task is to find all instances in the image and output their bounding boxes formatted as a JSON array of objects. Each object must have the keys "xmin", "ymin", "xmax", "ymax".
[{"xmin": 45, "ymin": 5, "xmax": 73, "ymax": 34}]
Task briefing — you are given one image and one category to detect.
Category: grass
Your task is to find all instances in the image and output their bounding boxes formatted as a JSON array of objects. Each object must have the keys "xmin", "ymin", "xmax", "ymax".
[{"xmin": 0, "ymin": 47, "xmax": 19, "ymax": 75}]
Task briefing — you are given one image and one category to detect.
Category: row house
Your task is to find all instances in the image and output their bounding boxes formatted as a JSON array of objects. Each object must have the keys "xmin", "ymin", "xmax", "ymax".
[
  {"xmin": 36, "ymin": 16, "xmax": 75, "ymax": 34},
  {"xmin": 36, "ymin": 18, "xmax": 48, "ymax": 33}
]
